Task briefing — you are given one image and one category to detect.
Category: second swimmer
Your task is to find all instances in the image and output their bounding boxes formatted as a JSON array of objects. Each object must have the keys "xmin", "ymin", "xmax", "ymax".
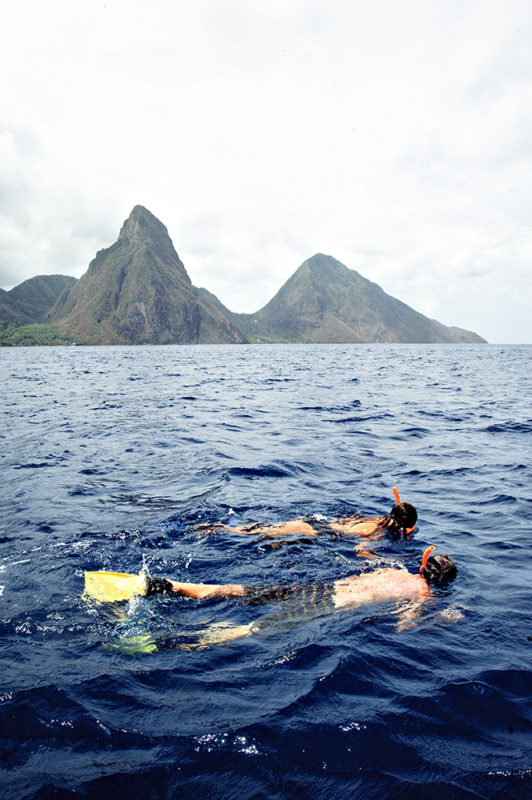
[{"xmin": 201, "ymin": 488, "xmax": 417, "ymax": 541}]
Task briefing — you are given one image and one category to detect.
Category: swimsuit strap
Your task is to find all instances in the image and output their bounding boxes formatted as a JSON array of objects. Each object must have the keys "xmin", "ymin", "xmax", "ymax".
[
  {"xmin": 240, "ymin": 522, "xmax": 268, "ymax": 532},
  {"xmin": 303, "ymin": 516, "xmax": 341, "ymax": 536}
]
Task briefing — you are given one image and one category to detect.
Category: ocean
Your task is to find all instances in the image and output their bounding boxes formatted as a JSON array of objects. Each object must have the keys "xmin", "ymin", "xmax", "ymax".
[{"xmin": 0, "ymin": 343, "xmax": 530, "ymax": 799}]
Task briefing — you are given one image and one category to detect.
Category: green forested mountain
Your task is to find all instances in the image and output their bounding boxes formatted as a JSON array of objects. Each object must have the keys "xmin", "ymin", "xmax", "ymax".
[{"xmin": 0, "ymin": 274, "xmax": 77, "ymax": 327}]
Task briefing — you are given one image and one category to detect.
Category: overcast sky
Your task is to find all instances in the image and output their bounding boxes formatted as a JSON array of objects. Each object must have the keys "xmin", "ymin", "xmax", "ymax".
[{"xmin": 1, "ymin": 0, "xmax": 531, "ymax": 342}]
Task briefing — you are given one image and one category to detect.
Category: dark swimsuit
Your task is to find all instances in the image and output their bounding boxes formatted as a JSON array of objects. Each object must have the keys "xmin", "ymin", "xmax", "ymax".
[
  {"xmin": 243, "ymin": 583, "xmax": 336, "ymax": 632},
  {"xmin": 302, "ymin": 516, "xmax": 340, "ymax": 536},
  {"xmin": 304, "ymin": 515, "xmax": 383, "ymax": 537}
]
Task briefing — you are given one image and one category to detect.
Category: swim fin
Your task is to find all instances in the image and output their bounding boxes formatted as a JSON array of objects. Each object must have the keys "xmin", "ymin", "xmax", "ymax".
[
  {"xmin": 83, "ymin": 571, "xmax": 147, "ymax": 602},
  {"xmin": 106, "ymin": 633, "xmax": 158, "ymax": 654}
]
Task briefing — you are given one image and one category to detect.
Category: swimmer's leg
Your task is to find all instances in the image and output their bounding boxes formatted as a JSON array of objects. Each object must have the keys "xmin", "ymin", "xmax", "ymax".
[
  {"xmin": 167, "ymin": 580, "xmax": 247, "ymax": 600},
  {"xmin": 196, "ymin": 621, "xmax": 254, "ymax": 645}
]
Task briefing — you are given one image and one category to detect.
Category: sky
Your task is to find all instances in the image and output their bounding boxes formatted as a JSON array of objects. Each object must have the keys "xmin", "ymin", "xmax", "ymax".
[{"xmin": 1, "ymin": 0, "xmax": 531, "ymax": 343}]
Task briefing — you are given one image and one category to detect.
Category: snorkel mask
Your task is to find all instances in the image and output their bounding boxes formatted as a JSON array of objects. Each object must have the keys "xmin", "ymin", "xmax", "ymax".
[{"xmin": 391, "ymin": 487, "xmax": 417, "ymax": 535}]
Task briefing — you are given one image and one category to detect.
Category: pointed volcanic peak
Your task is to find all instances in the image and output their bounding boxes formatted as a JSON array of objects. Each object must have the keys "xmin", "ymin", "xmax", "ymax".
[
  {"xmin": 234, "ymin": 253, "xmax": 486, "ymax": 343},
  {"xmin": 117, "ymin": 204, "xmax": 178, "ymax": 258},
  {"xmin": 50, "ymin": 206, "xmax": 247, "ymax": 345}
]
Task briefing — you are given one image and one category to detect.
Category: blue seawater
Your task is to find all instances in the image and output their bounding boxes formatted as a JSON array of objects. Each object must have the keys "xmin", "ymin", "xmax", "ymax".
[{"xmin": 0, "ymin": 343, "xmax": 530, "ymax": 800}]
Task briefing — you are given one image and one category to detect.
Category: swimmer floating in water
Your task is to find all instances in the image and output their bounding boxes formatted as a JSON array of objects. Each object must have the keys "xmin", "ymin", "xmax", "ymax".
[
  {"xmin": 84, "ymin": 546, "xmax": 457, "ymax": 641},
  {"xmin": 200, "ymin": 488, "xmax": 417, "ymax": 542}
]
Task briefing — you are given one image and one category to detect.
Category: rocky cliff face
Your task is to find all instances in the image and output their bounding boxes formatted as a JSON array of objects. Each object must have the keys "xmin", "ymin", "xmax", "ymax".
[
  {"xmin": 49, "ymin": 206, "xmax": 247, "ymax": 345},
  {"xmin": 232, "ymin": 254, "xmax": 486, "ymax": 343}
]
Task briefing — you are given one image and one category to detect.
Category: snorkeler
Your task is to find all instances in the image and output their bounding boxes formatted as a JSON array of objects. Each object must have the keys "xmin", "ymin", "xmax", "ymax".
[
  {"xmin": 205, "ymin": 488, "xmax": 417, "ymax": 541},
  {"xmin": 153, "ymin": 546, "xmax": 455, "ymax": 642},
  {"xmin": 84, "ymin": 546, "xmax": 457, "ymax": 642}
]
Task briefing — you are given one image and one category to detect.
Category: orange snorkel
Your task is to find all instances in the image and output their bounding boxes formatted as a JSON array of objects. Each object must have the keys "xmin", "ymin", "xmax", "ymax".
[
  {"xmin": 392, "ymin": 487, "xmax": 415, "ymax": 535},
  {"xmin": 420, "ymin": 545, "xmax": 436, "ymax": 574}
]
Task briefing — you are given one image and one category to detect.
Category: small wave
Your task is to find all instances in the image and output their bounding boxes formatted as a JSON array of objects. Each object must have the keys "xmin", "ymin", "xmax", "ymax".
[
  {"xmin": 37, "ymin": 524, "xmax": 54, "ymax": 533},
  {"xmin": 485, "ymin": 420, "xmax": 532, "ymax": 433},
  {"xmin": 329, "ymin": 413, "xmax": 391, "ymax": 424},
  {"xmin": 401, "ymin": 426, "xmax": 430, "ymax": 437},
  {"xmin": 227, "ymin": 464, "xmax": 292, "ymax": 479},
  {"xmin": 477, "ymin": 493, "xmax": 518, "ymax": 505},
  {"xmin": 13, "ymin": 462, "xmax": 56, "ymax": 470}
]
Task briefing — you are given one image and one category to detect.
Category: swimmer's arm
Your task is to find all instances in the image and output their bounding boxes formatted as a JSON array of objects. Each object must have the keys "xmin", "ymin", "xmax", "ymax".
[
  {"xmin": 395, "ymin": 599, "xmax": 426, "ymax": 632},
  {"xmin": 396, "ymin": 603, "xmax": 465, "ymax": 632},
  {"xmin": 353, "ymin": 543, "xmax": 384, "ymax": 559},
  {"xmin": 167, "ymin": 580, "xmax": 246, "ymax": 599}
]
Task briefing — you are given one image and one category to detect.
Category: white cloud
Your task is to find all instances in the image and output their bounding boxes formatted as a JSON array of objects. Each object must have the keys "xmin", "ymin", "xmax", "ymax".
[{"xmin": 0, "ymin": 0, "xmax": 531, "ymax": 341}]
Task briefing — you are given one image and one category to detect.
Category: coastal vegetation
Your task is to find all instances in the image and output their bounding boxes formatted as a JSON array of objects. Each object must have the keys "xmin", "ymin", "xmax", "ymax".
[{"xmin": 0, "ymin": 323, "xmax": 74, "ymax": 347}]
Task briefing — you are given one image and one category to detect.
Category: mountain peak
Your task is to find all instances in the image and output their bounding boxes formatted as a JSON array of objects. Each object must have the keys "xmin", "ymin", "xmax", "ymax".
[
  {"xmin": 48, "ymin": 206, "xmax": 247, "ymax": 345},
  {"xmin": 306, "ymin": 253, "xmax": 337, "ymax": 264},
  {"xmin": 302, "ymin": 253, "xmax": 351, "ymax": 275},
  {"xmin": 118, "ymin": 205, "xmax": 170, "ymax": 245},
  {"xmin": 234, "ymin": 253, "xmax": 486, "ymax": 343}
]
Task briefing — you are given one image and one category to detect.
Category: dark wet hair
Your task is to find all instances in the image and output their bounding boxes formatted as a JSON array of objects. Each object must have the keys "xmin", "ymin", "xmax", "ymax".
[
  {"xmin": 392, "ymin": 502, "xmax": 417, "ymax": 530},
  {"xmin": 421, "ymin": 554, "xmax": 457, "ymax": 583},
  {"xmin": 380, "ymin": 502, "xmax": 417, "ymax": 534}
]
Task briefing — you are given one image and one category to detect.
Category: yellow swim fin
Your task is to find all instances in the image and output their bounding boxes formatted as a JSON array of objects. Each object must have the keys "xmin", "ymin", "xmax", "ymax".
[
  {"xmin": 83, "ymin": 571, "xmax": 147, "ymax": 602},
  {"xmin": 106, "ymin": 633, "xmax": 158, "ymax": 654}
]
